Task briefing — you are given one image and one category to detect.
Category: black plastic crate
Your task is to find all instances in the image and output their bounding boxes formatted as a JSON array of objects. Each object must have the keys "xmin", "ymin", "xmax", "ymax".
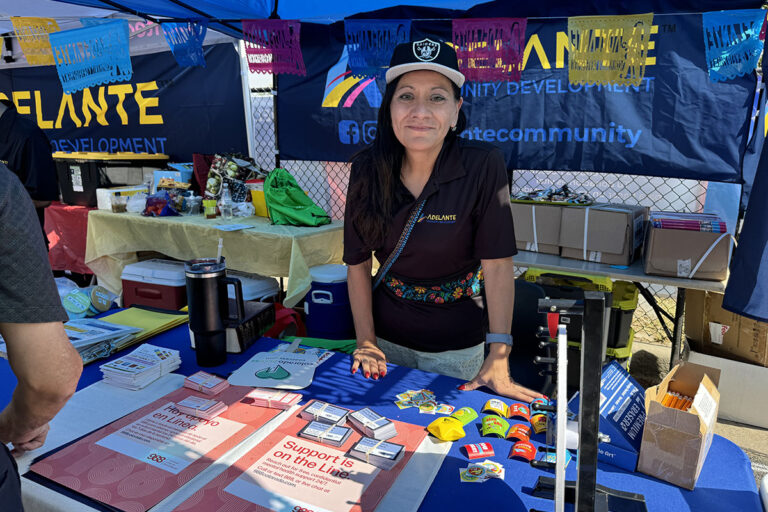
[{"xmin": 55, "ymin": 159, "xmax": 109, "ymax": 206}]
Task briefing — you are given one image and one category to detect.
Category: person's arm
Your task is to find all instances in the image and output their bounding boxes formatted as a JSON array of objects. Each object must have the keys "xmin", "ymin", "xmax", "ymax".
[
  {"xmin": 0, "ymin": 321, "xmax": 82, "ymax": 454},
  {"xmin": 31, "ymin": 200, "xmax": 51, "ymax": 209},
  {"xmin": 459, "ymin": 256, "xmax": 543, "ymax": 401},
  {"xmin": 348, "ymin": 259, "xmax": 387, "ymax": 379}
]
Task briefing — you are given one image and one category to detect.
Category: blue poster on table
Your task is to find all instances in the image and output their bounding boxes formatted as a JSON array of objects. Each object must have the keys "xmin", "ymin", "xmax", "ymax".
[
  {"xmin": 0, "ymin": 43, "xmax": 247, "ymax": 161},
  {"xmin": 277, "ymin": 13, "xmax": 756, "ymax": 183}
]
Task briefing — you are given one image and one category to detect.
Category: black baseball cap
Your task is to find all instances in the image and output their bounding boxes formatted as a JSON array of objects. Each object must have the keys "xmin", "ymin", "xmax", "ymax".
[{"xmin": 385, "ymin": 38, "xmax": 465, "ymax": 88}]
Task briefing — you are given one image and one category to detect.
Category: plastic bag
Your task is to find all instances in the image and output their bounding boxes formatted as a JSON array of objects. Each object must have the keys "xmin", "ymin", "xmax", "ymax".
[
  {"xmin": 264, "ymin": 168, "xmax": 331, "ymax": 227},
  {"xmin": 142, "ymin": 191, "xmax": 180, "ymax": 217},
  {"xmin": 127, "ymin": 192, "xmax": 148, "ymax": 213},
  {"xmin": 232, "ymin": 201, "xmax": 255, "ymax": 217}
]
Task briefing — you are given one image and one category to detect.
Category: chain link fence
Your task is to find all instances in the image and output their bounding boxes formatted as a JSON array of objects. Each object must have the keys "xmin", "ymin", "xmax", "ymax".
[{"xmin": 251, "ymin": 89, "xmax": 708, "ymax": 345}]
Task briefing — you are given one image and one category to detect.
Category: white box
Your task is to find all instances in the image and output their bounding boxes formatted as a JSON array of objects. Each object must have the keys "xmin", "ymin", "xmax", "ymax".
[
  {"xmin": 96, "ymin": 185, "xmax": 149, "ymax": 210},
  {"xmin": 688, "ymin": 350, "xmax": 768, "ymax": 429}
]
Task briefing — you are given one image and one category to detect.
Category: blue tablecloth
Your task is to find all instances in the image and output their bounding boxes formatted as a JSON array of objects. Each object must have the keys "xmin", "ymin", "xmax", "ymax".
[{"xmin": 1, "ymin": 325, "xmax": 762, "ymax": 511}]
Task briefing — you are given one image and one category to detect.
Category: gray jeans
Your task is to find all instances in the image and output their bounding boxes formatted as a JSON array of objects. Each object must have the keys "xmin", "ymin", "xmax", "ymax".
[{"xmin": 377, "ymin": 338, "xmax": 484, "ymax": 381}]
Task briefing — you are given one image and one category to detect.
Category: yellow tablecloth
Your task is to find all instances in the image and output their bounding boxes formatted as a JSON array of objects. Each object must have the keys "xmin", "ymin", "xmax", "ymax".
[{"xmin": 84, "ymin": 211, "xmax": 344, "ymax": 307}]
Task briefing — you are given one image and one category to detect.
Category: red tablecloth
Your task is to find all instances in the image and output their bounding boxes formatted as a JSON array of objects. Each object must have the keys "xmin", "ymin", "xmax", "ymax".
[{"xmin": 44, "ymin": 201, "xmax": 95, "ymax": 274}]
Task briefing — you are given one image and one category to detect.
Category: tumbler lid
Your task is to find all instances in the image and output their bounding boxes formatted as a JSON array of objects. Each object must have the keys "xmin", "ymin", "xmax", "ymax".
[{"xmin": 185, "ymin": 258, "xmax": 226, "ymax": 277}]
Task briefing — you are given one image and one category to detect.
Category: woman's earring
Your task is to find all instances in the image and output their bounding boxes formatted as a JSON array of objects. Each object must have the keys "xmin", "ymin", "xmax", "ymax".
[{"xmin": 451, "ymin": 125, "xmax": 457, "ymax": 132}]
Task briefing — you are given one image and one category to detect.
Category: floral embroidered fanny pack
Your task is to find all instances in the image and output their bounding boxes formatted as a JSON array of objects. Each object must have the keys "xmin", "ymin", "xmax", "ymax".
[{"xmin": 383, "ymin": 267, "xmax": 484, "ymax": 304}]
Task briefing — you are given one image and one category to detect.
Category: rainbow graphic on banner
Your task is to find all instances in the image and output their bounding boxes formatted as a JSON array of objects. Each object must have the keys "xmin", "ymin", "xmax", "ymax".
[{"xmin": 322, "ymin": 46, "xmax": 382, "ymax": 108}]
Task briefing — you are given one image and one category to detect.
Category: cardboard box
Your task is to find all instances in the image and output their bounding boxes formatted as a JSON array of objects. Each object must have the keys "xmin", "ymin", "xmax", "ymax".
[
  {"xmin": 637, "ymin": 361, "xmax": 720, "ymax": 490},
  {"xmin": 685, "ymin": 290, "xmax": 768, "ymax": 367},
  {"xmin": 644, "ymin": 225, "xmax": 731, "ymax": 281},
  {"xmin": 567, "ymin": 361, "xmax": 646, "ymax": 472},
  {"xmin": 511, "ymin": 203, "xmax": 562, "ymax": 255},
  {"xmin": 689, "ymin": 350, "xmax": 768, "ymax": 429},
  {"xmin": 559, "ymin": 203, "xmax": 647, "ymax": 265}
]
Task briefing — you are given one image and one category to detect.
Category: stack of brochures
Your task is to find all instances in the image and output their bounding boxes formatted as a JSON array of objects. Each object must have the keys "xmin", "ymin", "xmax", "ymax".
[
  {"xmin": 183, "ymin": 371, "xmax": 230, "ymax": 395},
  {"xmin": 0, "ymin": 318, "xmax": 141, "ymax": 363},
  {"xmin": 348, "ymin": 437, "xmax": 405, "ymax": 470},
  {"xmin": 349, "ymin": 408, "xmax": 398, "ymax": 440},
  {"xmin": 299, "ymin": 420, "xmax": 352, "ymax": 447},
  {"xmin": 299, "ymin": 400, "xmax": 349, "ymax": 425},
  {"xmin": 243, "ymin": 388, "xmax": 302, "ymax": 409},
  {"xmin": 175, "ymin": 396, "xmax": 228, "ymax": 420},
  {"xmin": 99, "ymin": 344, "xmax": 181, "ymax": 390}
]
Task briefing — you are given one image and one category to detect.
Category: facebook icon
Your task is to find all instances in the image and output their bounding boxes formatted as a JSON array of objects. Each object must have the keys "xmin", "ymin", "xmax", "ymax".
[{"xmin": 338, "ymin": 120, "xmax": 360, "ymax": 144}]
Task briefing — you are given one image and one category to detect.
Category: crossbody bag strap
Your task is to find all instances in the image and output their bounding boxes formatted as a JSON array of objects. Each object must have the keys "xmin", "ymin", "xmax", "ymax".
[{"xmin": 372, "ymin": 199, "xmax": 426, "ymax": 291}]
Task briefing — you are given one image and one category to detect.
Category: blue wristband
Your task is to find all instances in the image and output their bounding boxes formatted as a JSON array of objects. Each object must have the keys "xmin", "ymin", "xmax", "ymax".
[{"xmin": 485, "ymin": 333, "xmax": 513, "ymax": 346}]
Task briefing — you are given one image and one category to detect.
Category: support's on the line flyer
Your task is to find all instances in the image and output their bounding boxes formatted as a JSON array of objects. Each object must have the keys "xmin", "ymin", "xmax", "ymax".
[
  {"xmin": 29, "ymin": 386, "xmax": 284, "ymax": 512},
  {"xmin": 173, "ymin": 405, "xmax": 428, "ymax": 512}
]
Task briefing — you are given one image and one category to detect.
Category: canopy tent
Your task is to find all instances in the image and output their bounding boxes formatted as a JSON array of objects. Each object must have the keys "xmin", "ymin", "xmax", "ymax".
[
  {"xmin": 3, "ymin": 0, "xmax": 768, "ymax": 320},
  {"xmin": 41, "ymin": 0, "xmax": 765, "ymax": 36}
]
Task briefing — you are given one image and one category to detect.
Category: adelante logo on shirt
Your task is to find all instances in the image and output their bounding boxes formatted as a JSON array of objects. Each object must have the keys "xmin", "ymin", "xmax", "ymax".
[{"xmin": 418, "ymin": 212, "xmax": 457, "ymax": 224}]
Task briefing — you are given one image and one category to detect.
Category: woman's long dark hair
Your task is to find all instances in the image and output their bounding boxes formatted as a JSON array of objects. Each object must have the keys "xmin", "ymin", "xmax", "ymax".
[{"xmin": 348, "ymin": 75, "xmax": 467, "ymax": 249}]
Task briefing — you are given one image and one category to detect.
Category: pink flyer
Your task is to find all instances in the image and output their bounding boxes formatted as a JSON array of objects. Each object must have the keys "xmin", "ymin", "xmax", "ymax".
[
  {"xmin": 29, "ymin": 385, "xmax": 283, "ymax": 512},
  {"xmin": 173, "ymin": 406, "xmax": 428, "ymax": 512}
]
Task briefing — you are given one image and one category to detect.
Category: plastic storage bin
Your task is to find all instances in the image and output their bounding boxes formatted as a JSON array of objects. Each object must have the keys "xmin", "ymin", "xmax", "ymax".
[
  {"xmin": 54, "ymin": 152, "xmax": 169, "ymax": 206},
  {"xmin": 121, "ymin": 259, "xmax": 187, "ymax": 310},
  {"xmin": 227, "ymin": 270, "xmax": 280, "ymax": 301},
  {"xmin": 606, "ymin": 281, "xmax": 639, "ymax": 349},
  {"xmin": 305, "ymin": 264, "xmax": 354, "ymax": 340}
]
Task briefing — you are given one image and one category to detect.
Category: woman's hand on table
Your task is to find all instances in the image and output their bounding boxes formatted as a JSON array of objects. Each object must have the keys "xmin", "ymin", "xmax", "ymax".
[
  {"xmin": 458, "ymin": 352, "xmax": 544, "ymax": 402},
  {"xmin": 351, "ymin": 340, "xmax": 388, "ymax": 380}
]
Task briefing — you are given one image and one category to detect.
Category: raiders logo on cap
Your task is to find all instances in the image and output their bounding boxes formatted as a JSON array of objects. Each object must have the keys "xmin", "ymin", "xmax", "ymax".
[
  {"xmin": 412, "ymin": 39, "xmax": 440, "ymax": 62},
  {"xmin": 386, "ymin": 38, "xmax": 465, "ymax": 87}
]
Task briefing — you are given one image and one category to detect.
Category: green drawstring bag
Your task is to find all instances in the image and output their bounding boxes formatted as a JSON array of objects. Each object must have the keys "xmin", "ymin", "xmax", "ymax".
[{"xmin": 264, "ymin": 168, "xmax": 331, "ymax": 226}]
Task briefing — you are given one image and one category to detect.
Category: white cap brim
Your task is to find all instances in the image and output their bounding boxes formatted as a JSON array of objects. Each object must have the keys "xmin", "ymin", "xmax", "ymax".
[{"xmin": 385, "ymin": 62, "xmax": 465, "ymax": 88}]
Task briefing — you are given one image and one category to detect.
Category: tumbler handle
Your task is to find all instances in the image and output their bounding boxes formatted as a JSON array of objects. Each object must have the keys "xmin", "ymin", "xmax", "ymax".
[{"xmin": 223, "ymin": 277, "xmax": 244, "ymax": 324}]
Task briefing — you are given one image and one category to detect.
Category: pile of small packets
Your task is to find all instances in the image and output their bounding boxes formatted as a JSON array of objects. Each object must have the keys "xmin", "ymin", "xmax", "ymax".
[
  {"xmin": 394, "ymin": 389, "xmax": 455, "ymax": 415},
  {"xmin": 459, "ymin": 459, "xmax": 505, "ymax": 483}
]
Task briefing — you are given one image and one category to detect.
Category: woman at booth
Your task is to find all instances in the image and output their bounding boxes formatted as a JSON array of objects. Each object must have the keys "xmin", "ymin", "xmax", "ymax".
[{"xmin": 343, "ymin": 39, "xmax": 543, "ymax": 402}]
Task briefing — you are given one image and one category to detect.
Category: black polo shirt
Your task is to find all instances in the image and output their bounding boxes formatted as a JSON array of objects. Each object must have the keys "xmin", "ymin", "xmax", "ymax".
[
  {"xmin": 0, "ymin": 102, "xmax": 59, "ymax": 238},
  {"xmin": 0, "ymin": 103, "xmax": 59, "ymax": 202},
  {"xmin": 344, "ymin": 137, "xmax": 517, "ymax": 352}
]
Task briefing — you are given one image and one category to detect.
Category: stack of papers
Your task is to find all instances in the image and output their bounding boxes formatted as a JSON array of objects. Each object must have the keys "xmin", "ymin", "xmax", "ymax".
[
  {"xmin": 0, "ymin": 318, "xmax": 140, "ymax": 363},
  {"xmin": 348, "ymin": 437, "xmax": 404, "ymax": 470},
  {"xmin": 298, "ymin": 420, "xmax": 352, "ymax": 447},
  {"xmin": 349, "ymin": 408, "xmax": 397, "ymax": 440},
  {"xmin": 175, "ymin": 396, "xmax": 228, "ymax": 420},
  {"xmin": 299, "ymin": 400, "xmax": 349, "ymax": 425},
  {"xmin": 99, "ymin": 307, "xmax": 188, "ymax": 350},
  {"xmin": 184, "ymin": 371, "xmax": 230, "ymax": 395},
  {"xmin": 99, "ymin": 344, "xmax": 180, "ymax": 390},
  {"xmin": 242, "ymin": 388, "xmax": 302, "ymax": 409}
]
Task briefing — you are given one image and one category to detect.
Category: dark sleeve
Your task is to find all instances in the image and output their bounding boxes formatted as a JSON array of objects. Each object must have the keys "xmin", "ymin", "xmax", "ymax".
[
  {"xmin": 472, "ymin": 148, "xmax": 518, "ymax": 260},
  {"xmin": 342, "ymin": 161, "xmax": 373, "ymax": 266},
  {"xmin": 0, "ymin": 167, "xmax": 68, "ymax": 323},
  {"xmin": 20, "ymin": 130, "xmax": 59, "ymax": 201}
]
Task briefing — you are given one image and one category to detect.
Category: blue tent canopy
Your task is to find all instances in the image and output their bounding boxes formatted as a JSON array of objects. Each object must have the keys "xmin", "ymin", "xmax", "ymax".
[
  {"xmin": 47, "ymin": 0, "xmax": 768, "ymax": 320},
  {"xmin": 53, "ymin": 0, "xmax": 763, "ymax": 36}
]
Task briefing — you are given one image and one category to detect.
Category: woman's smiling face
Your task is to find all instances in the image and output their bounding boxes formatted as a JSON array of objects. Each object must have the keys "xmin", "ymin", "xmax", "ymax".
[{"xmin": 390, "ymin": 70, "xmax": 462, "ymax": 155}]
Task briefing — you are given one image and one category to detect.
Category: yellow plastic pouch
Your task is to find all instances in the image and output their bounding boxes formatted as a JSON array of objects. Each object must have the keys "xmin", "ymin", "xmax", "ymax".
[{"xmin": 427, "ymin": 416, "xmax": 466, "ymax": 442}]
